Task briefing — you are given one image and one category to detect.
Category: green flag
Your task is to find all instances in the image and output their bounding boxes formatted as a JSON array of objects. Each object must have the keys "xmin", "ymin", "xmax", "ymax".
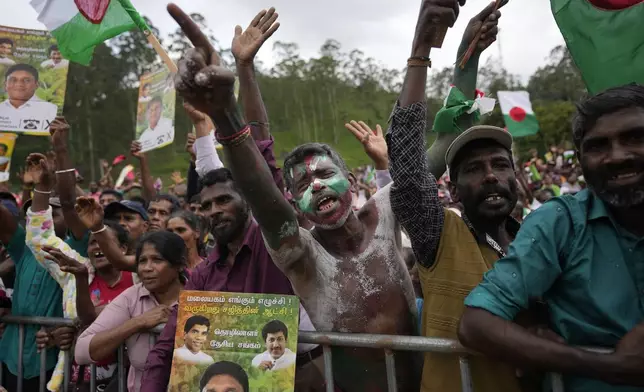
[
  {"xmin": 30, "ymin": 0, "xmax": 150, "ymax": 65},
  {"xmin": 551, "ymin": 0, "xmax": 644, "ymax": 94}
]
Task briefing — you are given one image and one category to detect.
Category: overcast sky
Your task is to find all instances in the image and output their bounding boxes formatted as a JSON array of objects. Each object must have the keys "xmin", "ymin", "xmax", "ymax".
[{"xmin": 3, "ymin": 0, "xmax": 564, "ymax": 82}]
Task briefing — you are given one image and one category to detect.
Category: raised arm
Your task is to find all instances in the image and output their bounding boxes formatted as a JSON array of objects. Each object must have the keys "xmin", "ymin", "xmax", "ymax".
[
  {"xmin": 232, "ymin": 9, "xmax": 276, "ymax": 141},
  {"xmin": 169, "ymin": 6, "xmax": 299, "ymax": 255},
  {"xmin": 50, "ymin": 117, "xmax": 90, "ymax": 241},
  {"xmin": 386, "ymin": 0, "xmax": 459, "ymax": 268},
  {"xmin": 24, "ymin": 154, "xmax": 88, "ymax": 286},
  {"xmin": 130, "ymin": 141, "xmax": 156, "ymax": 202},
  {"xmin": 344, "ymin": 121, "xmax": 390, "ymax": 189},
  {"xmin": 425, "ymin": 1, "xmax": 502, "ymax": 178},
  {"xmin": 75, "ymin": 197, "xmax": 137, "ymax": 272}
]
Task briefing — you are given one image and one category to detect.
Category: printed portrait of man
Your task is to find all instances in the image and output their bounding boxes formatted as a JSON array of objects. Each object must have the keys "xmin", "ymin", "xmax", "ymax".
[
  {"xmin": 137, "ymin": 96, "xmax": 174, "ymax": 151},
  {"xmin": 0, "ymin": 143, "xmax": 9, "ymax": 172},
  {"xmin": 0, "ymin": 63, "xmax": 58, "ymax": 131},
  {"xmin": 199, "ymin": 361, "xmax": 249, "ymax": 392},
  {"xmin": 40, "ymin": 45, "xmax": 69, "ymax": 69},
  {"xmin": 251, "ymin": 320, "xmax": 296, "ymax": 371},
  {"xmin": 0, "ymin": 38, "xmax": 15, "ymax": 66},
  {"xmin": 138, "ymin": 83, "xmax": 152, "ymax": 103},
  {"xmin": 174, "ymin": 315, "xmax": 214, "ymax": 365}
]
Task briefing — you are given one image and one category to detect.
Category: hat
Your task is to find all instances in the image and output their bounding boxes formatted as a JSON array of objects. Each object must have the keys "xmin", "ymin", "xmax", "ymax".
[
  {"xmin": 445, "ymin": 125, "xmax": 513, "ymax": 174},
  {"xmin": 22, "ymin": 197, "xmax": 62, "ymax": 214},
  {"xmin": 104, "ymin": 200, "xmax": 149, "ymax": 221},
  {"xmin": 0, "ymin": 199, "xmax": 19, "ymax": 218}
]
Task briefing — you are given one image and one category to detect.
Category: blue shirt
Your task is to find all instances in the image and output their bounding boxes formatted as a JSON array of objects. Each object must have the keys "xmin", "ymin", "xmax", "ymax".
[
  {"xmin": 0, "ymin": 226, "xmax": 89, "ymax": 380},
  {"xmin": 465, "ymin": 189, "xmax": 644, "ymax": 392}
]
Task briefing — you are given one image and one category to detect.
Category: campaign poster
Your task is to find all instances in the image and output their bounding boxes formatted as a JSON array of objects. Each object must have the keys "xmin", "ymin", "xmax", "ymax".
[
  {"xmin": 136, "ymin": 67, "xmax": 175, "ymax": 153},
  {"xmin": 0, "ymin": 132, "xmax": 17, "ymax": 182},
  {"xmin": 0, "ymin": 25, "xmax": 68, "ymax": 135},
  {"xmin": 169, "ymin": 291, "xmax": 300, "ymax": 392}
]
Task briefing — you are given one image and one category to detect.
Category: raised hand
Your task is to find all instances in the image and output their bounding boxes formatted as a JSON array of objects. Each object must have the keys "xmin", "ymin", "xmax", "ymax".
[
  {"xmin": 185, "ymin": 133, "xmax": 196, "ymax": 161},
  {"xmin": 184, "ymin": 101, "xmax": 214, "ymax": 138},
  {"xmin": 171, "ymin": 171, "xmax": 184, "ymax": 184},
  {"xmin": 49, "ymin": 116, "xmax": 70, "ymax": 150},
  {"xmin": 232, "ymin": 8, "xmax": 280, "ymax": 65},
  {"xmin": 415, "ymin": 0, "xmax": 466, "ymax": 47},
  {"xmin": 345, "ymin": 121, "xmax": 389, "ymax": 170},
  {"xmin": 74, "ymin": 196, "xmax": 104, "ymax": 231},
  {"xmin": 26, "ymin": 153, "xmax": 52, "ymax": 189},
  {"xmin": 168, "ymin": 4, "xmax": 236, "ymax": 116},
  {"xmin": 43, "ymin": 245, "xmax": 89, "ymax": 277},
  {"xmin": 462, "ymin": 0, "xmax": 504, "ymax": 53},
  {"xmin": 130, "ymin": 141, "xmax": 143, "ymax": 159}
]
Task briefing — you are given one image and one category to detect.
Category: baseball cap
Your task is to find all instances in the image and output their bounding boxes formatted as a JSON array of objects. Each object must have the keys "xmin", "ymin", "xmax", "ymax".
[
  {"xmin": 445, "ymin": 125, "xmax": 513, "ymax": 175},
  {"xmin": 104, "ymin": 200, "xmax": 149, "ymax": 221},
  {"xmin": 22, "ymin": 197, "xmax": 62, "ymax": 214}
]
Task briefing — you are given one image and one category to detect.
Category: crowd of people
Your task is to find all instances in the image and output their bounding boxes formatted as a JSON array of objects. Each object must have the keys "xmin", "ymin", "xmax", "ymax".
[{"xmin": 0, "ymin": 0, "xmax": 642, "ymax": 391}]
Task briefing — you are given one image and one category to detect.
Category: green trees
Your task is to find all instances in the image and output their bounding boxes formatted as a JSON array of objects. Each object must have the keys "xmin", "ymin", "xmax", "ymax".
[{"xmin": 8, "ymin": 16, "xmax": 586, "ymax": 185}]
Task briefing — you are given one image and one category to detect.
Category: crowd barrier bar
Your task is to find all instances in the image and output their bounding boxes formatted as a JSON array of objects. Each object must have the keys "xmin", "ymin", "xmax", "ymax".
[{"xmin": 0, "ymin": 315, "xmax": 612, "ymax": 392}]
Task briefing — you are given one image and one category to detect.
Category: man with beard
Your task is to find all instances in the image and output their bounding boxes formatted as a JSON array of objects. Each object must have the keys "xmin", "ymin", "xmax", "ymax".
[
  {"xmin": 142, "ymin": 8, "xmax": 326, "ymax": 392},
  {"xmin": 458, "ymin": 84, "xmax": 644, "ymax": 390},
  {"xmin": 164, "ymin": 1, "xmax": 420, "ymax": 389},
  {"xmin": 385, "ymin": 1, "xmax": 522, "ymax": 391}
]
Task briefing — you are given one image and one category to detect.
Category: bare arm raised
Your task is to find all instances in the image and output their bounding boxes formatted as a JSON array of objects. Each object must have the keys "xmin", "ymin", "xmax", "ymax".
[{"xmin": 168, "ymin": 5, "xmax": 302, "ymax": 267}]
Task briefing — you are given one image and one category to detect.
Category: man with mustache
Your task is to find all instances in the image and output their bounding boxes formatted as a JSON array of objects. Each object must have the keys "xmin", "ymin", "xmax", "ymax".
[
  {"xmin": 164, "ymin": 3, "xmax": 420, "ymax": 391},
  {"xmin": 458, "ymin": 84, "xmax": 644, "ymax": 390},
  {"xmin": 385, "ymin": 0, "xmax": 522, "ymax": 391},
  {"xmin": 174, "ymin": 315, "xmax": 214, "ymax": 365},
  {"xmin": 142, "ymin": 8, "xmax": 326, "ymax": 392}
]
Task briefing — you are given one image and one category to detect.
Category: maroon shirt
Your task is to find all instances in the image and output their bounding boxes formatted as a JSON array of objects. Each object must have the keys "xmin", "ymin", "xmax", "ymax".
[{"xmin": 140, "ymin": 137, "xmax": 295, "ymax": 392}]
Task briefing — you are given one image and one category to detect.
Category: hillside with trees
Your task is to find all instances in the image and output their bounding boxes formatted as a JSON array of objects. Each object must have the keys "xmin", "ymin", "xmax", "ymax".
[{"xmin": 7, "ymin": 14, "xmax": 587, "ymax": 186}]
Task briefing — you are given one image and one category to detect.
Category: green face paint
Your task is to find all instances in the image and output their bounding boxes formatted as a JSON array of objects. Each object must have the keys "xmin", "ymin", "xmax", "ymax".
[{"xmin": 293, "ymin": 155, "xmax": 351, "ymax": 214}]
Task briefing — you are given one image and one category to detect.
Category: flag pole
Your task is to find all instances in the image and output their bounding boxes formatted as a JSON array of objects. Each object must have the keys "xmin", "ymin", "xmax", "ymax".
[
  {"xmin": 145, "ymin": 31, "xmax": 178, "ymax": 73},
  {"xmin": 118, "ymin": 0, "xmax": 178, "ymax": 73}
]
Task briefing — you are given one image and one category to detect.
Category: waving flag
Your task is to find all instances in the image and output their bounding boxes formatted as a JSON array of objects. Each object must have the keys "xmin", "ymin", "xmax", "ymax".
[
  {"xmin": 29, "ymin": 0, "xmax": 149, "ymax": 65},
  {"xmin": 551, "ymin": 0, "xmax": 644, "ymax": 94},
  {"xmin": 498, "ymin": 91, "xmax": 539, "ymax": 137}
]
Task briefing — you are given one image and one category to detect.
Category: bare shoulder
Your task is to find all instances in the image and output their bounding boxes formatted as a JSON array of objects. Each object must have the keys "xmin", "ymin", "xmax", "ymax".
[{"xmin": 262, "ymin": 226, "xmax": 314, "ymax": 274}]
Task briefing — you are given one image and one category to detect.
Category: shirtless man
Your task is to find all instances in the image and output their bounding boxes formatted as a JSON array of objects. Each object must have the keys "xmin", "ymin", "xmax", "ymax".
[{"xmin": 167, "ymin": 4, "xmax": 418, "ymax": 390}]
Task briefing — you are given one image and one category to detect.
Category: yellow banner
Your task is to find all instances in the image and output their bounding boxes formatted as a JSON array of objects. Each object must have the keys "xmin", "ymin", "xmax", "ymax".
[{"xmin": 0, "ymin": 132, "xmax": 17, "ymax": 182}]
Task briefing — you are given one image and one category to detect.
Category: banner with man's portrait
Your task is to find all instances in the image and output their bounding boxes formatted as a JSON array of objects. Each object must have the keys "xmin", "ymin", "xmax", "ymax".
[
  {"xmin": 169, "ymin": 291, "xmax": 300, "ymax": 392},
  {"xmin": 0, "ymin": 132, "xmax": 17, "ymax": 182},
  {"xmin": 136, "ymin": 67, "xmax": 176, "ymax": 153},
  {"xmin": 0, "ymin": 25, "xmax": 69, "ymax": 135}
]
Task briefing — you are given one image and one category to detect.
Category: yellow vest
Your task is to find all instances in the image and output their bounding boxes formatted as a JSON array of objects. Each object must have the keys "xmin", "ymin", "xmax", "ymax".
[{"xmin": 419, "ymin": 209, "xmax": 522, "ymax": 392}]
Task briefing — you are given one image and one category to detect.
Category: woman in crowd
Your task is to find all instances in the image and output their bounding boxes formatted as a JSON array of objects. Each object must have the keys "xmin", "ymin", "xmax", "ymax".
[
  {"xmin": 166, "ymin": 210, "xmax": 204, "ymax": 270},
  {"xmin": 75, "ymin": 231, "xmax": 186, "ymax": 392}
]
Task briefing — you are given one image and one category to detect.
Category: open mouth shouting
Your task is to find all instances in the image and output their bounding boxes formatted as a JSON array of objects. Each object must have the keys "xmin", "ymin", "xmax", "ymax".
[{"xmin": 315, "ymin": 195, "xmax": 339, "ymax": 215}]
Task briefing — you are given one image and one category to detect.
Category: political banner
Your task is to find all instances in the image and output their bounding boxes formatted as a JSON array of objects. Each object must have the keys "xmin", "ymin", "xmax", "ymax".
[
  {"xmin": 169, "ymin": 291, "xmax": 300, "ymax": 392},
  {"xmin": 136, "ymin": 67, "xmax": 175, "ymax": 153},
  {"xmin": 0, "ymin": 25, "xmax": 69, "ymax": 135},
  {"xmin": 0, "ymin": 132, "xmax": 17, "ymax": 182}
]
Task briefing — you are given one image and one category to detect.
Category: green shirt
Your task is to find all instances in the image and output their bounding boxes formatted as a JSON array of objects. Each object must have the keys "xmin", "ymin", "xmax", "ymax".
[
  {"xmin": 0, "ymin": 226, "xmax": 89, "ymax": 380},
  {"xmin": 465, "ymin": 189, "xmax": 644, "ymax": 392}
]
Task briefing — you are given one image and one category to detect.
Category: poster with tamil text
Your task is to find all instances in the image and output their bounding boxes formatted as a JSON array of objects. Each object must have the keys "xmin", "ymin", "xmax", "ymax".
[
  {"xmin": 0, "ymin": 25, "xmax": 68, "ymax": 135},
  {"xmin": 169, "ymin": 291, "xmax": 299, "ymax": 392}
]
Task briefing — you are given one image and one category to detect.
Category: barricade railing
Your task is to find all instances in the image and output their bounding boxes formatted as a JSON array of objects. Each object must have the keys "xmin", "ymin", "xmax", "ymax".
[{"xmin": 0, "ymin": 315, "xmax": 613, "ymax": 392}]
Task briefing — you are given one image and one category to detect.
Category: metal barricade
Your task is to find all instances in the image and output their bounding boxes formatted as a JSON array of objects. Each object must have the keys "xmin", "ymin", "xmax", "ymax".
[{"xmin": 0, "ymin": 315, "xmax": 613, "ymax": 392}]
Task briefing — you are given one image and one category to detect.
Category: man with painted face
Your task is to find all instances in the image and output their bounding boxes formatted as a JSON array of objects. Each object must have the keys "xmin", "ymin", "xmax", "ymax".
[
  {"xmin": 165, "ymin": 3, "xmax": 419, "ymax": 391},
  {"xmin": 458, "ymin": 84, "xmax": 644, "ymax": 390},
  {"xmin": 384, "ymin": 0, "xmax": 529, "ymax": 391}
]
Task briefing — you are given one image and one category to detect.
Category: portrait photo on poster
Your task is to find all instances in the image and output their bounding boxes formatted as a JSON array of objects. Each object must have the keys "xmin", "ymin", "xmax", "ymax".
[
  {"xmin": 136, "ymin": 67, "xmax": 176, "ymax": 153},
  {"xmin": 169, "ymin": 291, "xmax": 300, "ymax": 392},
  {"xmin": 0, "ymin": 25, "xmax": 68, "ymax": 135},
  {"xmin": 0, "ymin": 132, "xmax": 17, "ymax": 182}
]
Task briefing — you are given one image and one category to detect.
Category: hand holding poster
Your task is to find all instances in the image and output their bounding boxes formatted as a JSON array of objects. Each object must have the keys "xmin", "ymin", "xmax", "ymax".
[
  {"xmin": 0, "ymin": 25, "xmax": 68, "ymax": 135},
  {"xmin": 136, "ymin": 68, "xmax": 175, "ymax": 153},
  {"xmin": 0, "ymin": 132, "xmax": 17, "ymax": 182},
  {"xmin": 170, "ymin": 291, "xmax": 300, "ymax": 392}
]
